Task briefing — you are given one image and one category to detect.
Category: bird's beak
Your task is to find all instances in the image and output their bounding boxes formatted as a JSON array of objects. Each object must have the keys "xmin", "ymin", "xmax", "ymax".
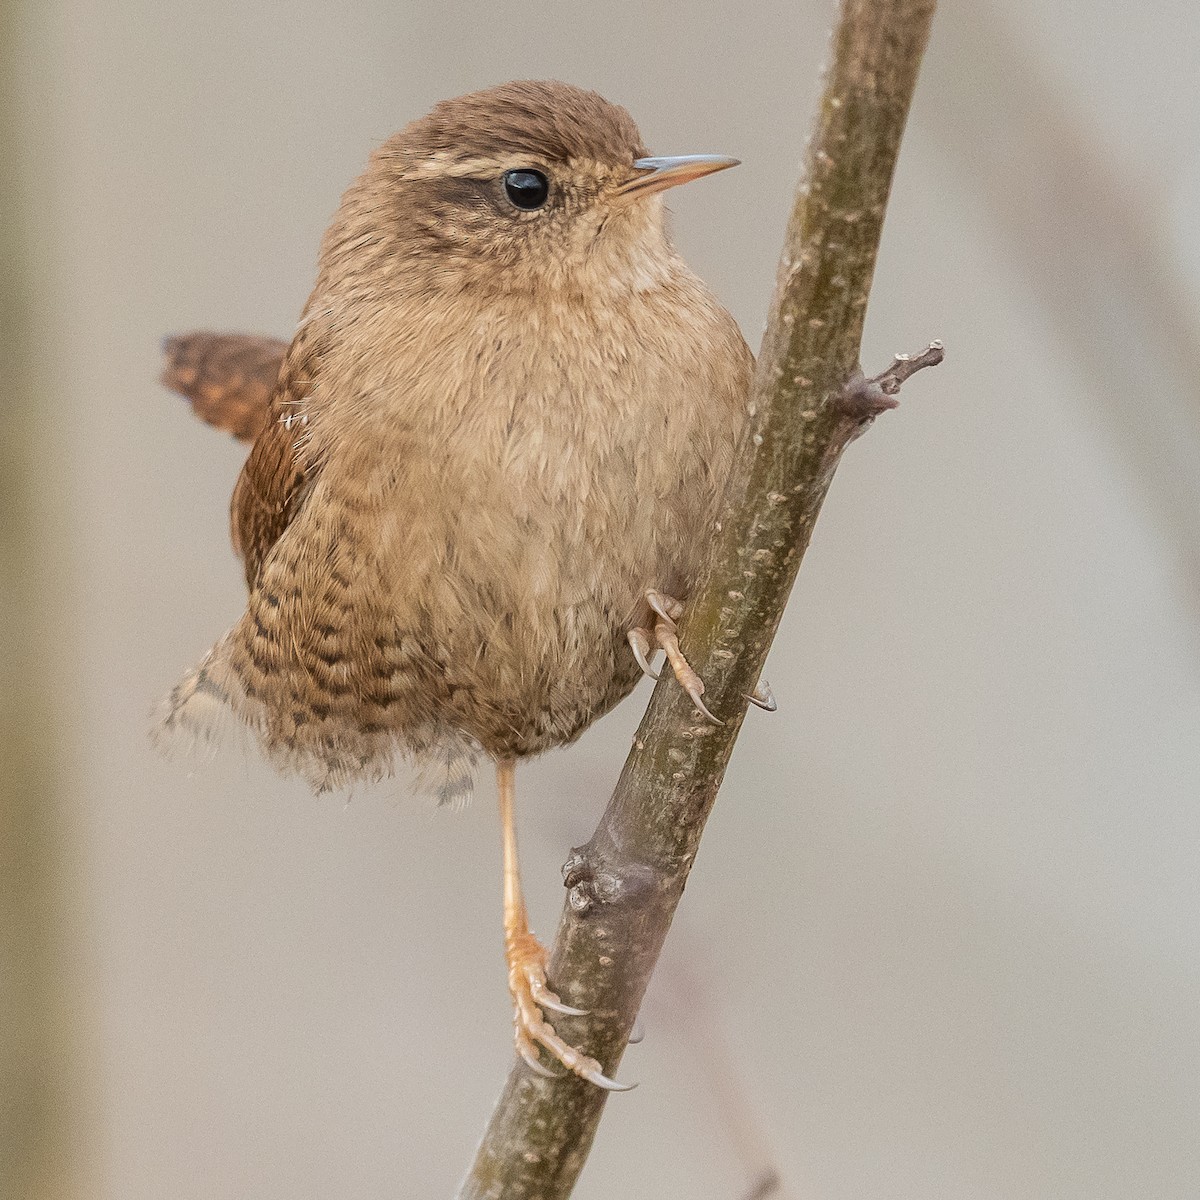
[{"xmin": 614, "ymin": 154, "xmax": 740, "ymax": 202}]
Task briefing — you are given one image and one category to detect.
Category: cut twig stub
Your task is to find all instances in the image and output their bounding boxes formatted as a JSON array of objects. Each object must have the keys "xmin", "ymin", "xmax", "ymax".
[
  {"xmin": 838, "ymin": 339, "xmax": 944, "ymax": 423},
  {"xmin": 873, "ymin": 339, "xmax": 945, "ymax": 393}
]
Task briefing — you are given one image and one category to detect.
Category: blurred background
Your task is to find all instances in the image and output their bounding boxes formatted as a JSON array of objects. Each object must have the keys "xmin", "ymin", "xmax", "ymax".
[{"xmin": 5, "ymin": 1, "xmax": 1200, "ymax": 1197}]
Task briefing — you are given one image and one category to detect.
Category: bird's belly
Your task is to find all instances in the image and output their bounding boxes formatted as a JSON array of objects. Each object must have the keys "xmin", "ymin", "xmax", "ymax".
[
  {"xmin": 400, "ymin": 520, "xmax": 653, "ymax": 758},
  {"xmin": 433, "ymin": 588, "xmax": 644, "ymax": 758}
]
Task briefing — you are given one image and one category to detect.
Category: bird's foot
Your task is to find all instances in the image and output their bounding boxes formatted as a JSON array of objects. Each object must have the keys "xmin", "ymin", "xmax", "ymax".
[
  {"xmin": 507, "ymin": 929, "xmax": 631, "ymax": 1091},
  {"xmin": 629, "ymin": 594, "xmax": 777, "ymax": 722},
  {"xmin": 638, "ymin": 590, "xmax": 723, "ymax": 724}
]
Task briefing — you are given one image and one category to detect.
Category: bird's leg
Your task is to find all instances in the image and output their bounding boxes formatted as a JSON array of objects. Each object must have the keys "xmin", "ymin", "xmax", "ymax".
[
  {"xmin": 496, "ymin": 759, "xmax": 630, "ymax": 1091},
  {"xmin": 633, "ymin": 591, "xmax": 776, "ymax": 720}
]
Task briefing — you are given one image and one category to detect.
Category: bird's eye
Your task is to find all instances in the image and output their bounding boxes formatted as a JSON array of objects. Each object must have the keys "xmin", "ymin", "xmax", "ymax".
[{"xmin": 503, "ymin": 169, "xmax": 550, "ymax": 211}]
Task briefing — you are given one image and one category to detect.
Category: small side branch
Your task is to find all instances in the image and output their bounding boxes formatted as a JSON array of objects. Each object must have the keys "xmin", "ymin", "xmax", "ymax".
[
  {"xmin": 839, "ymin": 339, "xmax": 945, "ymax": 421},
  {"xmin": 458, "ymin": 2, "xmax": 939, "ymax": 1196},
  {"xmin": 874, "ymin": 340, "xmax": 945, "ymax": 392}
]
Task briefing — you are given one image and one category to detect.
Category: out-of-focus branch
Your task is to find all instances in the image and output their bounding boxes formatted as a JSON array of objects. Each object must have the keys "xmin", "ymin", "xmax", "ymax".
[
  {"xmin": 1, "ymin": 7, "xmax": 77, "ymax": 1198},
  {"xmin": 930, "ymin": 3, "xmax": 1200, "ymax": 586},
  {"xmin": 741, "ymin": 1172, "xmax": 783, "ymax": 1200},
  {"xmin": 645, "ymin": 936, "xmax": 793, "ymax": 1200},
  {"xmin": 458, "ymin": 2, "xmax": 938, "ymax": 1196}
]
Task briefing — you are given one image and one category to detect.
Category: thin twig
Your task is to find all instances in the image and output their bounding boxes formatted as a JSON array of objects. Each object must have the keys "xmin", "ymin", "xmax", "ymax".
[
  {"xmin": 839, "ymin": 340, "xmax": 944, "ymax": 421},
  {"xmin": 458, "ymin": 2, "xmax": 939, "ymax": 1195},
  {"xmin": 873, "ymin": 340, "xmax": 945, "ymax": 394}
]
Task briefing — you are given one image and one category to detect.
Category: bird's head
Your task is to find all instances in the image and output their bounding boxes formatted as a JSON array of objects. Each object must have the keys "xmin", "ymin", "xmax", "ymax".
[{"xmin": 323, "ymin": 80, "xmax": 738, "ymax": 300}]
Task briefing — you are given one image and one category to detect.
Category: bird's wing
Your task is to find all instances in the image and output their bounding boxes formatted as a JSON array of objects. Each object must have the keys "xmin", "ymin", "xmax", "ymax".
[
  {"xmin": 161, "ymin": 332, "xmax": 288, "ymax": 442},
  {"xmin": 230, "ymin": 337, "xmax": 322, "ymax": 589},
  {"xmin": 158, "ymin": 328, "xmax": 319, "ymax": 588}
]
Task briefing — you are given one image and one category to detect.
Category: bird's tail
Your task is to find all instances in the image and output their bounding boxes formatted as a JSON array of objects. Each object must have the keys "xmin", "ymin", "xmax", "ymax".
[
  {"xmin": 151, "ymin": 629, "xmax": 260, "ymax": 765},
  {"xmin": 161, "ymin": 331, "xmax": 287, "ymax": 442},
  {"xmin": 154, "ymin": 621, "xmax": 480, "ymax": 803}
]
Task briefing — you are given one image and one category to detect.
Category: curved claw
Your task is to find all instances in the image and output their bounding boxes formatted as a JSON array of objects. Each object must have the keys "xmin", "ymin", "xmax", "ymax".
[
  {"xmin": 645, "ymin": 589, "xmax": 682, "ymax": 623},
  {"xmin": 686, "ymin": 683, "xmax": 724, "ymax": 726},
  {"xmin": 627, "ymin": 628, "xmax": 662, "ymax": 680},
  {"xmin": 579, "ymin": 1065, "xmax": 637, "ymax": 1092},
  {"xmin": 530, "ymin": 979, "xmax": 588, "ymax": 1017},
  {"xmin": 518, "ymin": 1039, "xmax": 563, "ymax": 1079},
  {"xmin": 526, "ymin": 1009, "xmax": 634, "ymax": 1091},
  {"xmin": 745, "ymin": 680, "xmax": 777, "ymax": 712}
]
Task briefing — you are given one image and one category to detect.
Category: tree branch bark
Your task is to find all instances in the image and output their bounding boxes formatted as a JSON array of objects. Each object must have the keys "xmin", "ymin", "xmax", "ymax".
[{"xmin": 458, "ymin": 2, "xmax": 938, "ymax": 1195}]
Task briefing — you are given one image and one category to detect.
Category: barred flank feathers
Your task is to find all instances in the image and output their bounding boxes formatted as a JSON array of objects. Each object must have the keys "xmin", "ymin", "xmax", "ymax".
[{"xmin": 153, "ymin": 629, "xmax": 481, "ymax": 801}]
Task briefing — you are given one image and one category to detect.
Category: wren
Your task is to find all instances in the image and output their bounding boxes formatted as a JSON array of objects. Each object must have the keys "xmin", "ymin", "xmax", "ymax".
[{"xmin": 157, "ymin": 80, "xmax": 753, "ymax": 1087}]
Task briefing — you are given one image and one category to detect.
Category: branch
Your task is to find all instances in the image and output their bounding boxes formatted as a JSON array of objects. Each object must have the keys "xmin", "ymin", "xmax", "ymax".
[
  {"xmin": 458, "ymin": 2, "xmax": 938, "ymax": 1195},
  {"xmin": 1, "ymin": 11, "xmax": 77, "ymax": 1195}
]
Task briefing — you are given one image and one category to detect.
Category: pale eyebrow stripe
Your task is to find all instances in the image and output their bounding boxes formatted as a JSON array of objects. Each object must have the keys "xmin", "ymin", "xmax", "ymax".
[
  {"xmin": 397, "ymin": 154, "xmax": 606, "ymax": 182},
  {"xmin": 400, "ymin": 154, "xmax": 512, "ymax": 180}
]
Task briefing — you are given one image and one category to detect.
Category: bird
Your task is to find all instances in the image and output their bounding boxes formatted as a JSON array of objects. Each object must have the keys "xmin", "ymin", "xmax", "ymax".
[{"xmin": 156, "ymin": 79, "xmax": 756, "ymax": 1089}]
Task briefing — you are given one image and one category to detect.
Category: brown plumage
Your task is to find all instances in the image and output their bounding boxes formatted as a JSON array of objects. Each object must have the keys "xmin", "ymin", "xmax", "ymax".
[
  {"xmin": 157, "ymin": 80, "xmax": 752, "ymax": 1086},
  {"xmin": 161, "ymin": 332, "xmax": 286, "ymax": 442}
]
